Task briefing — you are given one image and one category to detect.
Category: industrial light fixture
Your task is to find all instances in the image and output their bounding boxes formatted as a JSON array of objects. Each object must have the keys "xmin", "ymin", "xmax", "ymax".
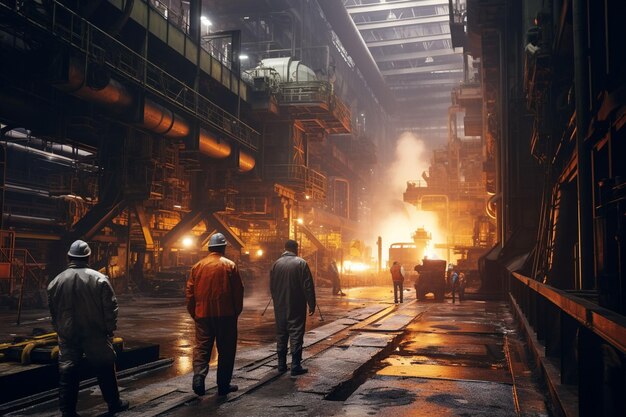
[
  {"xmin": 200, "ymin": 16, "xmax": 212, "ymax": 26},
  {"xmin": 425, "ymin": 56, "xmax": 434, "ymax": 63},
  {"xmin": 297, "ymin": 218, "xmax": 304, "ymax": 225},
  {"xmin": 239, "ymin": 54, "xmax": 249, "ymax": 60},
  {"xmin": 256, "ymin": 249, "xmax": 264, "ymax": 257},
  {"xmin": 182, "ymin": 236, "xmax": 194, "ymax": 248}
]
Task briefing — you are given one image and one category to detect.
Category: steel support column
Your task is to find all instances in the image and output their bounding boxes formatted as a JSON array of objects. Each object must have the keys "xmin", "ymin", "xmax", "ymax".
[{"xmin": 573, "ymin": 0, "xmax": 594, "ymax": 290}]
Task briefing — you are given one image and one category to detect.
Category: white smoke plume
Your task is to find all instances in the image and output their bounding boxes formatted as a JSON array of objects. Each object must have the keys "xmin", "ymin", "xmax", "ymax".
[{"xmin": 365, "ymin": 132, "xmax": 446, "ymax": 264}]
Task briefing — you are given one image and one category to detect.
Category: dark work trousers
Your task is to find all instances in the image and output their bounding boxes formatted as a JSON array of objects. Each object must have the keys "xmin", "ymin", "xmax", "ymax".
[
  {"xmin": 273, "ymin": 307, "xmax": 306, "ymax": 366},
  {"xmin": 58, "ymin": 336, "xmax": 118, "ymax": 416},
  {"xmin": 192, "ymin": 315, "xmax": 238, "ymax": 391},
  {"xmin": 393, "ymin": 281, "xmax": 404, "ymax": 303}
]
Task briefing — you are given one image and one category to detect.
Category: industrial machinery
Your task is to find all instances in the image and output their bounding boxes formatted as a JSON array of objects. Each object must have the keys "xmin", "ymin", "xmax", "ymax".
[{"xmin": 414, "ymin": 259, "xmax": 447, "ymax": 302}]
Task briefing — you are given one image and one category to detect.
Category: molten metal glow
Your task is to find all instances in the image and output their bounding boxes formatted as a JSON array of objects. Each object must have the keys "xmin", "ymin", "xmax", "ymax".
[
  {"xmin": 341, "ymin": 261, "xmax": 370, "ymax": 273},
  {"xmin": 366, "ymin": 132, "xmax": 448, "ymax": 264}
]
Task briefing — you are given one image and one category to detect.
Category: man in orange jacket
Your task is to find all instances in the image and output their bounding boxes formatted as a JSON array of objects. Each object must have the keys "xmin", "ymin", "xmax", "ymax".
[
  {"xmin": 186, "ymin": 233, "xmax": 244, "ymax": 397},
  {"xmin": 390, "ymin": 261, "xmax": 405, "ymax": 303}
]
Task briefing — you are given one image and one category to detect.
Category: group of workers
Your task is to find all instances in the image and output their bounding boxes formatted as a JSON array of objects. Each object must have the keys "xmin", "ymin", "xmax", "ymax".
[
  {"xmin": 47, "ymin": 235, "xmax": 316, "ymax": 416},
  {"xmin": 389, "ymin": 260, "xmax": 467, "ymax": 304},
  {"xmin": 47, "ymin": 235, "xmax": 468, "ymax": 416}
]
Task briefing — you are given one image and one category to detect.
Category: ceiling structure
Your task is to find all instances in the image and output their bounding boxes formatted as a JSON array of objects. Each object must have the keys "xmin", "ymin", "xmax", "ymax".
[{"xmin": 343, "ymin": 0, "xmax": 464, "ymax": 143}]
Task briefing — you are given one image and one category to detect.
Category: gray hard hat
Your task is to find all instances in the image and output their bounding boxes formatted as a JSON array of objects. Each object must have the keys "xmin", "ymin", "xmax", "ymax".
[
  {"xmin": 68, "ymin": 240, "xmax": 91, "ymax": 258},
  {"xmin": 208, "ymin": 233, "xmax": 227, "ymax": 248}
]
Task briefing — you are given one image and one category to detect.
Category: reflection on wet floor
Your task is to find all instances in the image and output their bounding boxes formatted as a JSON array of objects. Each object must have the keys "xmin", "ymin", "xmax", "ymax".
[{"xmin": 375, "ymin": 300, "xmax": 513, "ymax": 385}]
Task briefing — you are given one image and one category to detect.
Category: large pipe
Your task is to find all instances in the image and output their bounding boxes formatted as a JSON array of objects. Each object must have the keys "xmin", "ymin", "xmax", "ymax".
[
  {"xmin": 56, "ymin": 62, "xmax": 254, "ymax": 166},
  {"xmin": 199, "ymin": 129, "xmax": 231, "ymax": 159},
  {"xmin": 58, "ymin": 63, "xmax": 134, "ymax": 109},
  {"xmin": 142, "ymin": 100, "xmax": 190, "ymax": 138},
  {"xmin": 58, "ymin": 62, "xmax": 190, "ymax": 138},
  {"xmin": 238, "ymin": 150, "xmax": 255, "ymax": 172}
]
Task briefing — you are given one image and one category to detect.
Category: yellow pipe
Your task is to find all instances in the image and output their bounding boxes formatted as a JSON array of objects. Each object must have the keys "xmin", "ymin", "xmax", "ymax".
[{"xmin": 50, "ymin": 345, "xmax": 60, "ymax": 361}]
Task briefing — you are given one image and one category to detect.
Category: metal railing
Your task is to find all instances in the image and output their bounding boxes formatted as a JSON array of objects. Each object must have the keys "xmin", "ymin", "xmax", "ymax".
[
  {"xmin": 406, "ymin": 180, "xmax": 486, "ymax": 197},
  {"xmin": 1, "ymin": 0, "xmax": 259, "ymax": 150},
  {"xmin": 280, "ymin": 81, "xmax": 332, "ymax": 106},
  {"xmin": 509, "ymin": 272, "xmax": 626, "ymax": 417},
  {"xmin": 264, "ymin": 164, "xmax": 327, "ymax": 200}
]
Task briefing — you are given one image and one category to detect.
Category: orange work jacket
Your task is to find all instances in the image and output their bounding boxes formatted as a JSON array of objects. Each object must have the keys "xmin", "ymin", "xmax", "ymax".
[
  {"xmin": 390, "ymin": 263, "xmax": 404, "ymax": 283},
  {"xmin": 186, "ymin": 252, "xmax": 244, "ymax": 319}
]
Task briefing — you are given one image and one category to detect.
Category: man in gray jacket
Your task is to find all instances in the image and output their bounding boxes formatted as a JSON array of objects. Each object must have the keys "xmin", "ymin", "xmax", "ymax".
[
  {"xmin": 270, "ymin": 239, "xmax": 316, "ymax": 376},
  {"xmin": 47, "ymin": 240, "xmax": 128, "ymax": 417}
]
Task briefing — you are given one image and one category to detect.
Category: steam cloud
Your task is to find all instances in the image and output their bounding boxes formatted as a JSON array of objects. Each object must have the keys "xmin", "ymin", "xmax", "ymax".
[{"xmin": 366, "ymin": 132, "xmax": 445, "ymax": 264}]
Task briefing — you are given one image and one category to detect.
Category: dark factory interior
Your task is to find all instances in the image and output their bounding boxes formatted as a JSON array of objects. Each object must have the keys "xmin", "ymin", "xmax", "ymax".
[{"xmin": 0, "ymin": 1, "xmax": 624, "ymax": 416}]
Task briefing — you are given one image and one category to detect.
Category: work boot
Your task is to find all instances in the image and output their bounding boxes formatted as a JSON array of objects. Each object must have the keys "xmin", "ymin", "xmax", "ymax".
[
  {"xmin": 107, "ymin": 399, "xmax": 129, "ymax": 415},
  {"xmin": 192, "ymin": 374, "xmax": 206, "ymax": 396},
  {"xmin": 290, "ymin": 351, "xmax": 308, "ymax": 376},
  {"xmin": 277, "ymin": 355, "xmax": 288, "ymax": 373},
  {"xmin": 290, "ymin": 365, "xmax": 308, "ymax": 376},
  {"xmin": 217, "ymin": 384, "xmax": 238, "ymax": 396}
]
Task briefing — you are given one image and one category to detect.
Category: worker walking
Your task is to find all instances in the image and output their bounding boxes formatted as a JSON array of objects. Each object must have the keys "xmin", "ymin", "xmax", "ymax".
[
  {"xmin": 329, "ymin": 259, "xmax": 345, "ymax": 296},
  {"xmin": 47, "ymin": 240, "xmax": 129, "ymax": 417},
  {"xmin": 186, "ymin": 233, "xmax": 244, "ymax": 397},
  {"xmin": 270, "ymin": 239, "xmax": 317, "ymax": 376},
  {"xmin": 390, "ymin": 261, "xmax": 405, "ymax": 303}
]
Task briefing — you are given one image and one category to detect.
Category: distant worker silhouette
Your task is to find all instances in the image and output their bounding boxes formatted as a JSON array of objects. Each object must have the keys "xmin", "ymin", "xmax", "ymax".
[
  {"xmin": 329, "ymin": 259, "xmax": 345, "ymax": 296},
  {"xmin": 390, "ymin": 261, "xmax": 405, "ymax": 303}
]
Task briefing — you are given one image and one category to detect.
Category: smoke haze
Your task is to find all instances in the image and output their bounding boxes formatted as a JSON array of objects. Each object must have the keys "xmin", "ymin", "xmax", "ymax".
[{"xmin": 366, "ymin": 132, "xmax": 445, "ymax": 264}]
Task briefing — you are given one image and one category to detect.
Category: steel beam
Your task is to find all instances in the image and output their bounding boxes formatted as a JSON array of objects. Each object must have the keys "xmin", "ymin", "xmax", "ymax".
[
  {"xmin": 347, "ymin": 0, "xmax": 449, "ymax": 14},
  {"xmin": 382, "ymin": 62, "xmax": 463, "ymax": 76},
  {"xmin": 367, "ymin": 33, "xmax": 450, "ymax": 48},
  {"xmin": 318, "ymin": 0, "xmax": 395, "ymax": 110},
  {"xmin": 374, "ymin": 48, "xmax": 460, "ymax": 63},
  {"xmin": 356, "ymin": 14, "xmax": 448, "ymax": 31},
  {"xmin": 69, "ymin": 200, "xmax": 127, "ymax": 241},
  {"xmin": 133, "ymin": 203, "xmax": 154, "ymax": 250},
  {"xmin": 205, "ymin": 213, "xmax": 245, "ymax": 250},
  {"xmin": 387, "ymin": 77, "xmax": 461, "ymax": 87},
  {"xmin": 160, "ymin": 209, "xmax": 205, "ymax": 249}
]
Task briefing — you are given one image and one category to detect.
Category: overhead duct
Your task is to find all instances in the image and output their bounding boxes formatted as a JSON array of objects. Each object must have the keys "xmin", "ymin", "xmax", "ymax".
[
  {"xmin": 57, "ymin": 61, "xmax": 189, "ymax": 138},
  {"xmin": 199, "ymin": 129, "xmax": 231, "ymax": 159},
  {"xmin": 59, "ymin": 63, "xmax": 134, "ymax": 109},
  {"xmin": 142, "ymin": 100, "xmax": 190, "ymax": 138},
  {"xmin": 198, "ymin": 130, "xmax": 256, "ymax": 172},
  {"xmin": 53, "ymin": 60, "xmax": 254, "ymax": 167},
  {"xmin": 238, "ymin": 151, "xmax": 255, "ymax": 172}
]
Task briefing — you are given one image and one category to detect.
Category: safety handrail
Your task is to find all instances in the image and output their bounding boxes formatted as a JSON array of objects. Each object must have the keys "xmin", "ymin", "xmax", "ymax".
[{"xmin": 511, "ymin": 272, "xmax": 626, "ymax": 353}]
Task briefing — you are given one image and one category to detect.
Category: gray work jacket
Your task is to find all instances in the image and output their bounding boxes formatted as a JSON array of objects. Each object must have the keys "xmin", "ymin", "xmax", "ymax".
[
  {"xmin": 47, "ymin": 261, "xmax": 118, "ymax": 342},
  {"xmin": 270, "ymin": 251, "xmax": 316, "ymax": 318}
]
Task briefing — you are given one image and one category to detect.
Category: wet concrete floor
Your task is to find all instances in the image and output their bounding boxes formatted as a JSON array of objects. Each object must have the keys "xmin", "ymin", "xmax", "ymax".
[{"xmin": 2, "ymin": 286, "xmax": 550, "ymax": 416}]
